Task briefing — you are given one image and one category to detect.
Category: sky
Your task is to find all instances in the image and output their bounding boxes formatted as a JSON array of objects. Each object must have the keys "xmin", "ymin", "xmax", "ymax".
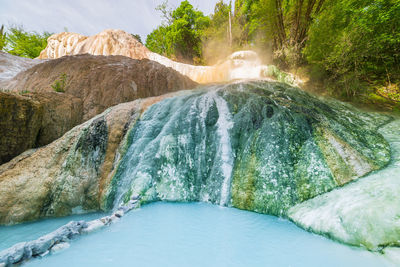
[{"xmin": 0, "ymin": 0, "xmax": 221, "ymax": 42}]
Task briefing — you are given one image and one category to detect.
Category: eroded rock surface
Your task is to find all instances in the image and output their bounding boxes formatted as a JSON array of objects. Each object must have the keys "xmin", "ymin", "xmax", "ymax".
[
  {"xmin": 288, "ymin": 119, "xmax": 400, "ymax": 251},
  {"xmin": 0, "ymin": 93, "xmax": 176, "ymax": 224},
  {"xmin": 0, "ymin": 91, "xmax": 83, "ymax": 165},
  {"xmin": 0, "ymin": 92, "xmax": 42, "ymax": 164},
  {"xmin": 0, "ymin": 52, "xmax": 43, "ymax": 83},
  {"xmin": 38, "ymin": 30, "xmax": 148, "ymax": 60},
  {"xmin": 4, "ymin": 54, "xmax": 196, "ymax": 121},
  {"xmin": 0, "ymin": 81, "xmax": 391, "ymax": 227},
  {"xmin": 0, "ymin": 53, "xmax": 196, "ymax": 164}
]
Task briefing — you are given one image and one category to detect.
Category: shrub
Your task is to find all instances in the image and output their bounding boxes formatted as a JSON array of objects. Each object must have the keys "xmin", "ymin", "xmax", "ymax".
[{"xmin": 51, "ymin": 73, "xmax": 68, "ymax": 93}]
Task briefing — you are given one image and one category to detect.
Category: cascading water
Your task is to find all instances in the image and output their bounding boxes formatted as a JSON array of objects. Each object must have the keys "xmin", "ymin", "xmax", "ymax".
[
  {"xmin": 105, "ymin": 80, "xmax": 390, "ymax": 216},
  {"xmin": 0, "ymin": 78, "xmax": 395, "ymax": 266},
  {"xmin": 108, "ymin": 85, "xmax": 237, "ymax": 209}
]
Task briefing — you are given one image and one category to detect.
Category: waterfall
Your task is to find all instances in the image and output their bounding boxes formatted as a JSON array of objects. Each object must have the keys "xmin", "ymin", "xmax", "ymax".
[{"xmin": 105, "ymin": 81, "xmax": 389, "ymax": 216}]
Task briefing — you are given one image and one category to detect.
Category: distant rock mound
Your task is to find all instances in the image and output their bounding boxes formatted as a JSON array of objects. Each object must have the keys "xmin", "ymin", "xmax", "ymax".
[
  {"xmin": 5, "ymin": 54, "xmax": 196, "ymax": 120},
  {"xmin": 0, "ymin": 52, "xmax": 43, "ymax": 84},
  {"xmin": 39, "ymin": 30, "xmax": 148, "ymax": 60}
]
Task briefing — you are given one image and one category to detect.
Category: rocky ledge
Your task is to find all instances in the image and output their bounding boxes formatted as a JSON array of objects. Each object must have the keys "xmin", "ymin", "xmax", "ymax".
[{"xmin": 0, "ymin": 53, "xmax": 196, "ymax": 164}]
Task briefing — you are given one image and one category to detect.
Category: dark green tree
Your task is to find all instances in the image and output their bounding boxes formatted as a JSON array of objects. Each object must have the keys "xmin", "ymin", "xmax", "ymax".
[
  {"xmin": 304, "ymin": 0, "xmax": 400, "ymax": 97},
  {"xmin": 235, "ymin": 0, "xmax": 326, "ymax": 66},
  {"xmin": 146, "ymin": 0, "xmax": 210, "ymax": 64}
]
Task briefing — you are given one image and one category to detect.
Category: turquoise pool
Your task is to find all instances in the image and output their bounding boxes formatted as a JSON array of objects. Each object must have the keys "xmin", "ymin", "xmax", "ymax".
[{"xmin": 11, "ymin": 202, "xmax": 392, "ymax": 266}]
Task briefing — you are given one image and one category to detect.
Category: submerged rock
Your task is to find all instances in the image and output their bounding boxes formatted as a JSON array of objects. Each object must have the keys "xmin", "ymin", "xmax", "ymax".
[
  {"xmin": 50, "ymin": 242, "xmax": 70, "ymax": 254},
  {"xmin": 0, "ymin": 221, "xmax": 86, "ymax": 265}
]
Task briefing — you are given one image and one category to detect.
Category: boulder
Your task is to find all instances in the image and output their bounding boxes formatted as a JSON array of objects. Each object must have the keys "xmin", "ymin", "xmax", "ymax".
[
  {"xmin": 0, "ymin": 92, "xmax": 42, "ymax": 164},
  {"xmin": 0, "ymin": 94, "xmax": 174, "ymax": 224},
  {"xmin": 5, "ymin": 54, "xmax": 196, "ymax": 121},
  {"xmin": 0, "ymin": 53, "xmax": 196, "ymax": 164},
  {"xmin": 0, "ymin": 51, "xmax": 43, "ymax": 82},
  {"xmin": 0, "ymin": 91, "xmax": 82, "ymax": 164}
]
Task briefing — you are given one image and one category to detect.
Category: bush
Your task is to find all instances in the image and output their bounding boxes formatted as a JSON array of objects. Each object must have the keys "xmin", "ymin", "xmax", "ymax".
[{"xmin": 51, "ymin": 73, "xmax": 68, "ymax": 93}]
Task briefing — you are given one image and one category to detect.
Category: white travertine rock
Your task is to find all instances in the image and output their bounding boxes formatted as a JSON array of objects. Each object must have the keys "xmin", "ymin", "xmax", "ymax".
[{"xmin": 39, "ymin": 29, "xmax": 301, "ymax": 84}]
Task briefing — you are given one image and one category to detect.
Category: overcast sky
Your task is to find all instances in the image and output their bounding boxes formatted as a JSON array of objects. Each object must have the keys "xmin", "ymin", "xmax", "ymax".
[{"xmin": 0, "ymin": 0, "xmax": 221, "ymax": 42}]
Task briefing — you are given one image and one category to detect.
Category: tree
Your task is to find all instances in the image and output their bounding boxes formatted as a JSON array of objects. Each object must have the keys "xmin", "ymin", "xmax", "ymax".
[
  {"xmin": 304, "ymin": 0, "xmax": 400, "ymax": 97},
  {"xmin": 146, "ymin": 0, "xmax": 210, "ymax": 64},
  {"xmin": 5, "ymin": 25, "xmax": 52, "ymax": 58},
  {"xmin": 202, "ymin": 1, "xmax": 234, "ymax": 63},
  {"xmin": 235, "ymin": 0, "xmax": 326, "ymax": 66},
  {"xmin": 146, "ymin": 26, "xmax": 169, "ymax": 56}
]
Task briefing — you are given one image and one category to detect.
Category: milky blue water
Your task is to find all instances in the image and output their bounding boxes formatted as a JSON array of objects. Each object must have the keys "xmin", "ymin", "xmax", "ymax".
[{"xmin": 21, "ymin": 202, "xmax": 391, "ymax": 267}]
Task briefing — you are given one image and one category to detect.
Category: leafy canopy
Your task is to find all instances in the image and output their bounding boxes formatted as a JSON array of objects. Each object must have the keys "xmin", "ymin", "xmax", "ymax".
[
  {"xmin": 2, "ymin": 25, "xmax": 52, "ymax": 58},
  {"xmin": 304, "ymin": 0, "xmax": 400, "ymax": 96},
  {"xmin": 146, "ymin": 0, "xmax": 210, "ymax": 64}
]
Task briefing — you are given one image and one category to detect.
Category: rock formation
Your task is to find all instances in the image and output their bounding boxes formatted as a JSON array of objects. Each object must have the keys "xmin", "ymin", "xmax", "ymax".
[
  {"xmin": 4, "ymin": 54, "xmax": 196, "ymax": 121},
  {"xmin": 0, "ymin": 53, "xmax": 196, "ymax": 164},
  {"xmin": 0, "ymin": 81, "xmax": 391, "ymax": 231},
  {"xmin": 39, "ymin": 30, "xmax": 148, "ymax": 60},
  {"xmin": 0, "ymin": 99, "xmax": 139, "ymax": 224},
  {"xmin": 0, "ymin": 52, "xmax": 43, "ymax": 87},
  {"xmin": 0, "ymin": 91, "xmax": 82, "ymax": 164},
  {"xmin": 288, "ymin": 120, "xmax": 400, "ymax": 250},
  {"xmin": 37, "ymin": 30, "xmax": 301, "ymax": 85}
]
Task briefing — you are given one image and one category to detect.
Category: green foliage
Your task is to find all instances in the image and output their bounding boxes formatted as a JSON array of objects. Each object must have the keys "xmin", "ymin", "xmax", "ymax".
[
  {"xmin": 304, "ymin": 0, "xmax": 400, "ymax": 98},
  {"xmin": 18, "ymin": 90, "xmax": 31, "ymax": 95},
  {"xmin": 202, "ymin": 1, "xmax": 247, "ymax": 63},
  {"xmin": 51, "ymin": 73, "xmax": 68, "ymax": 93},
  {"xmin": 235, "ymin": 0, "xmax": 325, "ymax": 66},
  {"xmin": 5, "ymin": 25, "xmax": 51, "ymax": 58},
  {"xmin": 146, "ymin": 0, "xmax": 210, "ymax": 63}
]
